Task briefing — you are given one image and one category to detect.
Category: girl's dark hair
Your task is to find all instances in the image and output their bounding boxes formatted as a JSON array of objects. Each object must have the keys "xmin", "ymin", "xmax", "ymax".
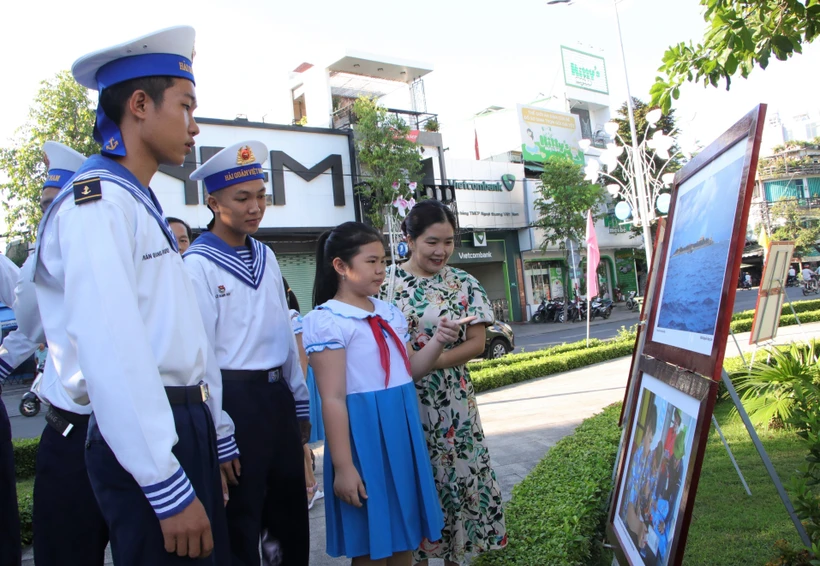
[
  {"xmin": 282, "ymin": 276, "xmax": 300, "ymax": 312},
  {"xmin": 400, "ymin": 199, "xmax": 457, "ymax": 241},
  {"xmin": 313, "ymin": 221, "xmax": 383, "ymax": 307}
]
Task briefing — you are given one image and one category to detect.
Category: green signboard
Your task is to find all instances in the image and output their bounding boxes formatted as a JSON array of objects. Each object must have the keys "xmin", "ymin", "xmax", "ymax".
[
  {"xmin": 450, "ymin": 241, "xmax": 506, "ymax": 265},
  {"xmin": 561, "ymin": 46, "xmax": 609, "ymax": 95},
  {"xmin": 614, "ymin": 249, "xmax": 638, "ymax": 294}
]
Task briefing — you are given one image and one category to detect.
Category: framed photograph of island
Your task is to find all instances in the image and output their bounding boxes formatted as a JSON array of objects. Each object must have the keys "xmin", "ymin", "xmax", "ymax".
[{"xmin": 643, "ymin": 105, "xmax": 767, "ymax": 379}]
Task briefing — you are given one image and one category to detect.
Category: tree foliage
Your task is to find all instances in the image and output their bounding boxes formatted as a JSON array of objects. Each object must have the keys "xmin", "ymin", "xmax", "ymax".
[
  {"xmin": 651, "ymin": 0, "xmax": 820, "ymax": 113},
  {"xmin": 770, "ymin": 199, "xmax": 820, "ymax": 255},
  {"xmin": 0, "ymin": 71, "xmax": 99, "ymax": 240},
  {"xmin": 352, "ymin": 96, "xmax": 423, "ymax": 230},
  {"xmin": 532, "ymin": 157, "xmax": 604, "ymax": 250}
]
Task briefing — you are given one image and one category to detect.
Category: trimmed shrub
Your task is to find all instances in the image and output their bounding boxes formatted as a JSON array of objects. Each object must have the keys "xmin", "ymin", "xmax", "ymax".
[
  {"xmin": 471, "ymin": 341, "xmax": 634, "ymax": 393},
  {"xmin": 474, "ymin": 404, "xmax": 622, "ymax": 566},
  {"xmin": 469, "ymin": 338, "xmax": 608, "ymax": 372},
  {"xmin": 17, "ymin": 481, "xmax": 33, "ymax": 546},
  {"xmin": 732, "ymin": 298, "xmax": 820, "ymax": 320},
  {"xmin": 12, "ymin": 438, "xmax": 38, "ymax": 480},
  {"xmin": 730, "ymin": 309, "xmax": 820, "ymax": 333}
]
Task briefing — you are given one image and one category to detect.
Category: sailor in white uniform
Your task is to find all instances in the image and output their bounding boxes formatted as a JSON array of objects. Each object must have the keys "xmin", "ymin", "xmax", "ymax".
[
  {"xmin": 33, "ymin": 26, "xmax": 234, "ymax": 565},
  {"xmin": 0, "ymin": 253, "xmax": 21, "ymax": 566},
  {"xmin": 0, "ymin": 142, "xmax": 109, "ymax": 565},
  {"xmin": 185, "ymin": 141, "xmax": 310, "ymax": 565}
]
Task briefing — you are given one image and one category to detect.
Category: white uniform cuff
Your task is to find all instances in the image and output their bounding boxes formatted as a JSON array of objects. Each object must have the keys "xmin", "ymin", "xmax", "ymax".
[
  {"xmin": 141, "ymin": 466, "xmax": 196, "ymax": 519},
  {"xmin": 217, "ymin": 435, "xmax": 240, "ymax": 463}
]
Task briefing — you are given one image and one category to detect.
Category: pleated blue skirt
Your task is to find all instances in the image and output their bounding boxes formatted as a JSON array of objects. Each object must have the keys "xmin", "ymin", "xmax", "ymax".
[
  {"xmin": 324, "ymin": 381, "xmax": 444, "ymax": 560},
  {"xmin": 306, "ymin": 367, "xmax": 325, "ymax": 443}
]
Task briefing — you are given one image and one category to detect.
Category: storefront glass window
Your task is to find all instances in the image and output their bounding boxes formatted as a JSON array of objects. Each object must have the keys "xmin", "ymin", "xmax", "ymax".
[{"xmin": 524, "ymin": 261, "xmax": 566, "ymax": 302}]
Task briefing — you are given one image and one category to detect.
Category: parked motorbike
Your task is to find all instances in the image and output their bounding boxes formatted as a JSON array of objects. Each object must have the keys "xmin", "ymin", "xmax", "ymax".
[
  {"xmin": 531, "ymin": 299, "xmax": 548, "ymax": 323},
  {"xmin": 625, "ymin": 291, "xmax": 639, "ymax": 311},
  {"xmin": 786, "ymin": 275, "xmax": 799, "ymax": 287},
  {"xmin": 590, "ymin": 298, "xmax": 614, "ymax": 320},
  {"xmin": 613, "ymin": 286, "xmax": 625, "ymax": 303},
  {"xmin": 19, "ymin": 359, "xmax": 45, "ymax": 418}
]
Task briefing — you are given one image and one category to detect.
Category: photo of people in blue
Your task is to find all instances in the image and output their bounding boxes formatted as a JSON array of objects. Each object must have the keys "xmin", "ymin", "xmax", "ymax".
[{"xmin": 618, "ymin": 379, "xmax": 696, "ymax": 566}]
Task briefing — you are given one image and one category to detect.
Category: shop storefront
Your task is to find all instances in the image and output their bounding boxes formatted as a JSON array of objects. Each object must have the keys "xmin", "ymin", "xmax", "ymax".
[
  {"xmin": 152, "ymin": 118, "xmax": 358, "ymax": 311},
  {"xmin": 446, "ymin": 158, "xmax": 528, "ymax": 321}
]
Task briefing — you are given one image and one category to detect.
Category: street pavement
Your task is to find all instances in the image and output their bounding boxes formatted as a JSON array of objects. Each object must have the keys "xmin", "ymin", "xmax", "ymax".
[{"xmin": 8, "ymin": 297, "xmax": 820, "ymax": 565}]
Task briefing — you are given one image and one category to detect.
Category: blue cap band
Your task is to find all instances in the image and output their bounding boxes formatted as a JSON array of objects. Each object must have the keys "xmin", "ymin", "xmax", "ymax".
[
  {"xmin": 204, "ymin": 164, "xmax": 265, "ymax": 193},
  {"xmin": 43, "ymin": 169, "xmax": 74, "ymax": 190},
  {"xmin": 94, "ymin": 53, "xmax": 195, "ymax": 157}
]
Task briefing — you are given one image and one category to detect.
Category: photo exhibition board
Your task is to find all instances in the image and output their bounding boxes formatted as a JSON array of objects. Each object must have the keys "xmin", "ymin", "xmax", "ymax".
[{"xmin": 749, "ymin": 242, "xmax": 795, "ymax": 344}]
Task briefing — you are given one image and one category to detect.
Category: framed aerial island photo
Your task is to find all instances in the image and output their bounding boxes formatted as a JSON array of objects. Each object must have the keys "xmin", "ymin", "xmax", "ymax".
[{"xmin": 643, "ymin": 105, "xmax": 767, "ymax": 378}]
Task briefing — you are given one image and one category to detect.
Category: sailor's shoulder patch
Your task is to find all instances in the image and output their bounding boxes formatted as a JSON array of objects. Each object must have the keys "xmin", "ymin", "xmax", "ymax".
[{"xmin": 73, "ymin": 177, "xmax": 102, "ymax": 205}]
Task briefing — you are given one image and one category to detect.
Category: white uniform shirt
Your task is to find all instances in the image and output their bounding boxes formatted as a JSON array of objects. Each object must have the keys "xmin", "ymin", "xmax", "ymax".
[
  {"xmin": 184, "ymin": 234, "xmax": 309, "ymax": 420},
  {"xmin": 0, "ymin": 255, "xmax": 33, "ymax": 383},
  {"xmin": 803, "ymin": 268, "xmax": 814, "ymax": 281},
  {"xmin": 302, "ymin": 298, "xmax": 411, "ymax": 395},
  {"xmin": 34, "ymin": 155, "xmax": 235, "ymax": 519},
  {"xmin": 0, "ymin": 255, "xmax": 91, "ymax": 414}
]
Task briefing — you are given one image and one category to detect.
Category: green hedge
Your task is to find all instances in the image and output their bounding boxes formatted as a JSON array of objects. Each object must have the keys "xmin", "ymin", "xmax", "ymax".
[
  {"xmin": 17, "ymin": 480, "xmax": 33, "ymax": 546},
  {"xmin": 468, "ymin": 338, "xmax": 608, "ymax": 372},
  {"xmin": 474, "ymin": 404, "xmax": 621, "ymax": 566},
  {"xmin": 732, "ymin": 298, "xmax": 820, "ymax": 320},
  {"xmin": 730, "ymin": 308, "xmax": 820, "ymax": 333},
  {"xmin": 471, "ymin": 341, "xmax": 634, "ymax": 393},
  {"xmin": 13, "ymin": 438, "xmax": 38, "ymax": 481}
]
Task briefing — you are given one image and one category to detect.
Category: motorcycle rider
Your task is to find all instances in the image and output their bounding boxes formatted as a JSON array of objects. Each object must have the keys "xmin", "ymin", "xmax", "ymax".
[{"xmin": 802, "ymin": 265, "xmax": 816, "ymax": 290}]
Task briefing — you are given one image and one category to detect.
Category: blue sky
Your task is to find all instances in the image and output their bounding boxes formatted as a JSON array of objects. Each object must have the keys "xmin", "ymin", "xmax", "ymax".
[
  {"xmin": 2, "ymin": 0, "xmax": 819, "ymax": 150},
  {"xmin": 671, "ymin": 156, "xmax": 745, "ymax": 249}
]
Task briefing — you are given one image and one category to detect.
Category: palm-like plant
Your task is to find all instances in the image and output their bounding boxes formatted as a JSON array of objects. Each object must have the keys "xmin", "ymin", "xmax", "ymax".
[{"xmin": 730, "ymin": 342, "xmax": 819, "ymax": 428}]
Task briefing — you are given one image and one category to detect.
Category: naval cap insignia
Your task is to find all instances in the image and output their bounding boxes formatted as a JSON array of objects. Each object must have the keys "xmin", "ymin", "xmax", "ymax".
[{"xmin": 236, "ymin": 146, "xmax": 255, "ymax": 166}]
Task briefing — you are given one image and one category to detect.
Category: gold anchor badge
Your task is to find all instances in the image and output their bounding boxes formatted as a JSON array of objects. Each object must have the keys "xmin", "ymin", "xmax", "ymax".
[
  {"xmin": 105, "ymin": 137, "xmax": 119, "ymax": 151},
  {"xmin": 81, "ymin": 186, "xmax": 91, "ymax": 196},
  {"xmin": 236, "ymin": 146, "xmax": 255, "ymax": 166}
]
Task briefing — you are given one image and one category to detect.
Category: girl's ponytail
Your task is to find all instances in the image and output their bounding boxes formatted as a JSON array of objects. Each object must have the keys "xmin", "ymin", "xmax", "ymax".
[{"xmin": 313, "ymin": 230, "xmax": 335, "ymax": 308}]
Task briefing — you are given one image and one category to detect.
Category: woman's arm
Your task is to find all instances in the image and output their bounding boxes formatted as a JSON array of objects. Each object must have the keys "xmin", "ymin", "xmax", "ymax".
[
  {"xmin": 407, "ymin": 316, "xmax": 473, "ymax": 380},
  {"xmin": 310, "ymin": 348, "xmax": 367, "ymax": 507},
  {"xmin": 433, "ymin": 323, "xmax": 487, "ymax": 370}
]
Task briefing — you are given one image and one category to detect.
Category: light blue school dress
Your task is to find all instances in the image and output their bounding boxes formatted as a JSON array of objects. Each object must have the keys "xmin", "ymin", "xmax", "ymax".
[{"xmin": 290, "ymin": 310, "xmax": 325, "ymax": 443}]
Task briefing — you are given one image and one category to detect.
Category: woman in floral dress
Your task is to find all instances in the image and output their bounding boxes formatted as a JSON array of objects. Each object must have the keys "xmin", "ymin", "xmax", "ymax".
[{"xmin": 381, "ymin": 200, "xmax": 506, "ymax": 566}]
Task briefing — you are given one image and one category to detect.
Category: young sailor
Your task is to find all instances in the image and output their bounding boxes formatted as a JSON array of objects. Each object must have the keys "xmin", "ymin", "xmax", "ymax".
[
  {"xmin": 185, "ymin": 140, "xmax": 310, "ymax": 565},
  {"xmin": 33, "ymin": 26, "xmax": 235, "ymax": 565},
  {"xmin": 0, "ymin": 254, "xmax": 21, "ymax": 566},
  {"xmin": 0, "ymin": 142, "xmax": 110, "ymax": 565}
]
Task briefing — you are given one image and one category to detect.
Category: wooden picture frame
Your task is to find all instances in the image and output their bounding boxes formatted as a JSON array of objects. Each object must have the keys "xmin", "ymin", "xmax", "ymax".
[
  {"xmin": 749, "ymin": 241, "xmax": 795, "ymax": 344},
  {"xmin": 619, "ymin": 218, "xmax": 668, "ymax": 427},
  {"xmin": 608, "ymin": 356, "xmax": 718, "ymax": 566},
  {"xmin": 643, "ymin": 105, "xmax": 767, "ymax": 379}
]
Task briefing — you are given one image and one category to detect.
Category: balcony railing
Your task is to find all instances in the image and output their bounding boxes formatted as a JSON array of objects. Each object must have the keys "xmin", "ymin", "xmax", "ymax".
[
  {"xmin": 331, "ymin": 104, "xmax": 438, "ymax": 131},
  {"xmin": 758, "ymin": 160, "xmax": 820, "ymax": 180}
]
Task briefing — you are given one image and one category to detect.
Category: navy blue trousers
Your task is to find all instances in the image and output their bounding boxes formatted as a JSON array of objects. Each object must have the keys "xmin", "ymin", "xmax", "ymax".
[
  {"xmin": 223, "ymin": 378, "xmax": 308, "ymax": 566},
  {"xmin": 33, "ymin": 417, "xmax": 108, "ymax": 565},
  {"xmin": 0, "ymin": 399, "xmax": 20, "ymax": 566},
  {"xmin": 85, "ymin": 402, "xmax": 229, "ymax": 565}
]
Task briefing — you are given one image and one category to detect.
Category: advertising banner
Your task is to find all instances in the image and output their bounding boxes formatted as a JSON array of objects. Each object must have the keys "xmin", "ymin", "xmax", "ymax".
[{"xmin": 517, "ymin": 104, "xmax": 585, "ymax": 165}]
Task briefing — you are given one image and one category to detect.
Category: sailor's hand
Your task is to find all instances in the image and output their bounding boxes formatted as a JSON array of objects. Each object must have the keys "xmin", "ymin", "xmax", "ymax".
[{"xmin": 159, "ymin": 497, "xmax": 213, "ymax": 558}]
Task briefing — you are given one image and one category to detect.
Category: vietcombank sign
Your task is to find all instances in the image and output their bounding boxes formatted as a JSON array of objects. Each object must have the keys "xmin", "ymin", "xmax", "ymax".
[{"xmin": 451, "ymin": 174, "xmax": 516, "ymax": 192}]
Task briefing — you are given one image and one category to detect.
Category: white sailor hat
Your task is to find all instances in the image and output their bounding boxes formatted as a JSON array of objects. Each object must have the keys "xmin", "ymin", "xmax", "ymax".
[
  {"xmin": 42, "ymin": 142, "xmax": 87, "ymax": 190},
  {"xmin": 191, "ymin": 141, "xmax": 269, "ymax": 194},
  {"xmin": 71, "ymin": 26, "xmax": 196, "ymax": 158}
]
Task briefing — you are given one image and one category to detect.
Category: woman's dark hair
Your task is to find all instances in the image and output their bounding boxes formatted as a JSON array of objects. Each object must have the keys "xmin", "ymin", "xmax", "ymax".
[
  {"xmin": 282, "ymin": 276, "xmax": 300, "ymax": 312},
  {"xmin": 99, "ymin": 77, "xmax": 177, "ymax": 127},
  {"xmin": 166, "ymin": 217, "xmax": 192, "ymax": 242},
  {"xmin": 400, "ymin": 199, "xmax": 457, "ymax": 242},
  {"xmin": 313, "ymin": 221, "xmax": 383, "ymax": 307}
]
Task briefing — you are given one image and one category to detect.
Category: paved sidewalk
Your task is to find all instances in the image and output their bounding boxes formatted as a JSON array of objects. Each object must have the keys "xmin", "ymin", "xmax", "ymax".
[{"xmin": 21, "ymin": 321, "xmax": 820, "ymax": 565}]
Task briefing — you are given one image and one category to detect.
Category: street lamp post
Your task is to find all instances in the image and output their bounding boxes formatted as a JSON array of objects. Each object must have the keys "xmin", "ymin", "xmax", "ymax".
[{"xmin": 547, "ymin": 0, "xmax": 655, "ymax": 267}]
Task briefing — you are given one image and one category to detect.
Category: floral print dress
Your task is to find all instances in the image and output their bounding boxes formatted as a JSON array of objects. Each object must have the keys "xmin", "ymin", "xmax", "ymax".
[{"xmin": 381, "ymin": 264, "xmax": 507, "ymax": 563}]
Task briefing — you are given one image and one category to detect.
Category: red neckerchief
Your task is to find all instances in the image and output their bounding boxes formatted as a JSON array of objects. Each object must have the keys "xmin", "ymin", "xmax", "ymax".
[{"xmin": 367, "ymin": 315, "xmax": 412, "ymax": 388}]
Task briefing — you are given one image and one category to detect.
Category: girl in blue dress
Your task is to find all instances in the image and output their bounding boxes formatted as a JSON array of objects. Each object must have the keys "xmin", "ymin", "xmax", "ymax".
[{"xmin": 303, "ymin": 222, "xmax": 473, "ymax": 565}]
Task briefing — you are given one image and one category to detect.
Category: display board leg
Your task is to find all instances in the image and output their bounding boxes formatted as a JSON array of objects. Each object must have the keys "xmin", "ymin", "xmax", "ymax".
[
  {"xmin": 711, "ymin": 414, "xmax": 752, "ymax": 496},
  {"xmin": 730, "ymin": 329, "xmax": 749, "ymax": 369},
  {"xmin": 721, "ymin": 369, "xmax": 811, "ymax": 548}
]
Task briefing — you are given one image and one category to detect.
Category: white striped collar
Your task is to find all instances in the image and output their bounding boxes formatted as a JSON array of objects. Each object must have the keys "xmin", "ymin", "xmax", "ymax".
[{"xmin": 184, "ymin": 231, "xmax": 267, "ymax": 289}]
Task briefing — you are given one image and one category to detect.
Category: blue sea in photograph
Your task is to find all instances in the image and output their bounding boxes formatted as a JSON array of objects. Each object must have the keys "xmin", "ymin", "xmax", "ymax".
[
  {"xmin": 657, "ymin": 239, "xmax": 731, "ymax": 334},
  {"xmin": 656, "ymin": 154, "xmax": 745, "ymax": 337}
]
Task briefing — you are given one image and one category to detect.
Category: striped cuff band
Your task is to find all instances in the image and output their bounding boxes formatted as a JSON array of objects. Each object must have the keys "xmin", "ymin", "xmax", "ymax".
[
  {"xmin": 0, "ymin": 358, "xmax": 13, "ymax": 380},
  {"xmin": 142, "ymin": 467, "xmax": 196, "ymax": 520},
  {"xmin": 295, "ymin": 399, "xmax": 310, "ymax": 420},
  {"xmin": 217, "ymin": 435, "xmax": 240, "ymax": 463}
]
